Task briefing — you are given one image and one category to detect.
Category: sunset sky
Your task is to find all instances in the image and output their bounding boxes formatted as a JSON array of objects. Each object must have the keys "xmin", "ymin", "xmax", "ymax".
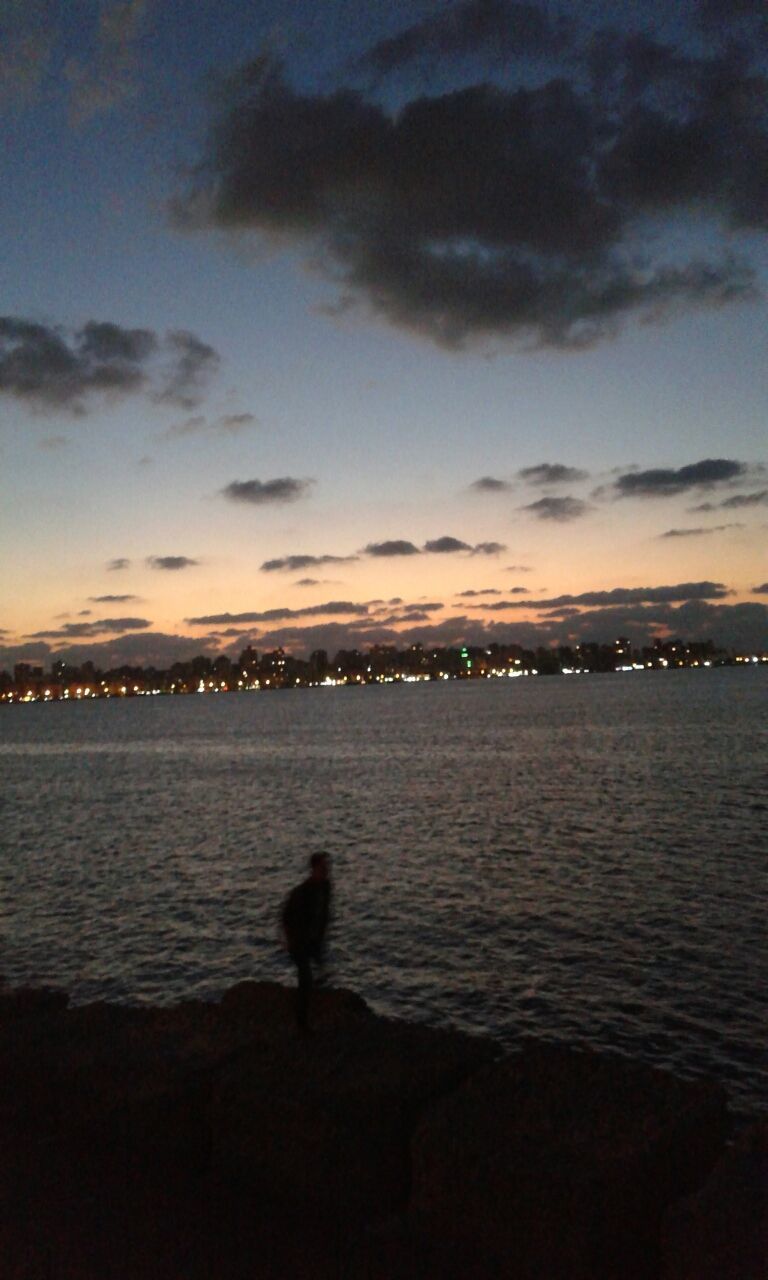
[{"xmin": 2, "ymin": 0, "xmax": 767, "ymax": 668}]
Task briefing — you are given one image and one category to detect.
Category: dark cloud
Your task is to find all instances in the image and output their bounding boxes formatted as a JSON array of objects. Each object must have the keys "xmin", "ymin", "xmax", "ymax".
[
  {"xmin": 187, "ymin": 601, "xmax": 371, "ymax": 625},
  {"xmin": 217, "ymin": 412, "xmax": 257, "ymax": 433},
  {"xmin": 89, "ymin": 594, "xmax": 140, "ymax": 603},
  {"xmin": 39, "ymin": 434, "xmax": 68, "ymax": 450},
  {"xmin": 521, "ymin": 495, "xmax": 590, "ymax": 521},
  {"xmin": 471, "ymin": 582, "xmax": 729, "ymax": 610},
  {"xmin": 107, "ymin": 558, "xmax": 130, "ymax": 571},
  {"xmin": 557, "ymin": 583, "xmax": 730, "ymax": 607},
  {"xmin": 25, "ymin": 617, "xmax": 151, "ymax": 639},
  {"xmin": 471, "ymin": 541, "xmax": 507, "ymax": 555},
  {"xmin": 352, "ymin": 0, "xmax": 568, "ymax": 79},
  {"xmin": 261, "ymin": 552, "xmax": 358, "ymax": 572},
  {"xmin": 0, "ymin": 632, "xmax": 221, "ymax": 672},
  {"xmin": 613, "ymin": 458, "xmax": 750, "ymax": 498},
  {"xmin": 546, "ymin": 582, "xmax": 730, "ymax": 607},
  {"xmin": 539, "ymin": 606, "xmax": 582, "ymax": 619},
  {"xmin": 147, "ymin": 556, "xmax": 199, "ymax": 571},
  {"xmin": 295, "ymin": 578, "xmax": 320, "ymax": 587},
  {"xmin": 691, "ymin": 489, "xmax": 768, "ymax": 512},
  {"xmin": 174, "ymin": 38, "xmax": 763, "ymax": 351},
  {"xmin": 471, "ymin": 476, "xmax": 511, "ymax": 492},
  {"xmin": 456, "ymin": 588, "xmax": 503, "ymax": 597},
  {"xmin": 5, "ymin": 600, "xmax": 765, "ymax": 671},
  {"xmin": 506, "ymin": 564, "xmax": 532, "ymax": 572},
  {"xmin": 518, "ymin": 463, "xmax": 589, "ymax": 485},
  {"xmin": 364, "ymin": 540, "xmax": 421, "ymax": 557},
  {"xmin": 163, "ymin": 412, "xmax": 255, "ymax": 439},
  {"xmin": 234, "ymin": 600, "xmax": 768, "ymax": 659},
  {"xmin": 155, "ymin": 330, "xmax": 220, "ymax": 410},
  {"xmin": 753, "ymin": 583, "xmax": 768, "ymax": 594},
  {"xmin": 424, "ymin": 536, "xmax": 472, "ymax": 553},
  {"xmin": 0, "ymin": 316, "xmax": 218, "ymax": 413},
  {"xmin": 368, "ymin": 608, "xmax": 437, "ymax": 625},
  {"xmin": 223, "ymin": 477, "xmax": 312, "ymax": 505},
  {"xmin": 539, "ymin": 600, "xmax": 768, "ymax": 653},
  {"xmin": 659, "ymin": 524, "xmax": 740, "ymax": 538}
]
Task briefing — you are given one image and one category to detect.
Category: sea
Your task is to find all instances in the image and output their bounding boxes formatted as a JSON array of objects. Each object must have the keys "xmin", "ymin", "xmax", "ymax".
[{"xmin": 1, "ymin": 667, "xmax": 766, "ymax": 1119}]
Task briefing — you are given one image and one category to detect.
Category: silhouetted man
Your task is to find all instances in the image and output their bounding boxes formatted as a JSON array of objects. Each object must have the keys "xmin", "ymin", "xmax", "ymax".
[{"xmin": 281, "ymin": 852, "xmax": 332, "ymax": 1031}]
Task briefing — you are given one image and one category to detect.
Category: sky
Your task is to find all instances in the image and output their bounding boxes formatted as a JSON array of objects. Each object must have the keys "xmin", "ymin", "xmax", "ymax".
[{"xmin": 1, "ymin": 0, "xmax": 767, "ymax": 668}]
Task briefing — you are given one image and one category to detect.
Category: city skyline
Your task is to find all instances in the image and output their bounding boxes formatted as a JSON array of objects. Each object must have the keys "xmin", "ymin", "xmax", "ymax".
[{"xmin": 2, "ymin": 0, "xmax": 767, "ymax": 667}]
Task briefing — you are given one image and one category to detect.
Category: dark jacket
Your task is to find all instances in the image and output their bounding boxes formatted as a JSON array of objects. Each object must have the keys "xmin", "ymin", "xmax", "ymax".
[{"xmin": 282, "ymin": 878, "xmax": 331, "ymax": 958}]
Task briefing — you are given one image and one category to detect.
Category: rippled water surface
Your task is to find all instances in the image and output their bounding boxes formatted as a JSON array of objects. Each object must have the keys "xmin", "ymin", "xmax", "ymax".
[{"xmin": 1, "ymin": 669, "xmax": 766, "ymax": 1116}]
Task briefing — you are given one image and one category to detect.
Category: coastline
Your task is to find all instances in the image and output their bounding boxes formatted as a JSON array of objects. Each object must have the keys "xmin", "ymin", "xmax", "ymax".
[{"xmin": 1, "ymin": 979, "xmax": 764, "ymax": 1279}]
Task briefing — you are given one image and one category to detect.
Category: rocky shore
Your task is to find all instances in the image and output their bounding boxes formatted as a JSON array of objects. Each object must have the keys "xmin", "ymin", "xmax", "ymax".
[{"xmin": 0, "ymin": 980, "xmax": 764, "ymax": 1279}]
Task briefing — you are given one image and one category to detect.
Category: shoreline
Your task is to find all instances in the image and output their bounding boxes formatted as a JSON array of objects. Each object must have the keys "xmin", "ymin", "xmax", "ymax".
[
  {"xmin": 3, "ymin": 657, "xmax": 767, "ymax": 706},
  {"xmin": 1, "ymin": 979, "xmax": 764, "ymax": 1278}
]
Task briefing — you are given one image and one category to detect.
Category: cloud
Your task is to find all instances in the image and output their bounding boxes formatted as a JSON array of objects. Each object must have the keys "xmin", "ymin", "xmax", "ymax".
[
  {"xmin": 506, "ymin": 564, "xmax": 532, "ymax": 572},
  {"xmin": 25, "ymin": 617, "xmax": 151, "ymax": 639},
  {"xmin": 539, "ymin": 601, "xmax": 768, "ymax": 653},
  {"xmin": 456, "ymin": 588, "xmax": 503, "ymax": 597},
  {"xmin": 147, "ymin": 556, "xmax": 199, "ymax": 571},
  {"xmin": 154, "ymin": 331, "xmax": 220, "ymax": 410},
  {"xmin": 358, "ymin": 535, "xmax": 506, "ymax": 557},
  {"xmin": 352, "ymin": 0, "xmax": 568, "ymax": 79},
  {"xmin": 521, "ymin": 495, "xmax": 590, "ymax": 521},
  {"xmin": 5, "ymin": 598, "xmax": 766, "ymax": 670},
  {"xmin": 174, "ymin": 38, "xmax": 763, "ymax": 351},
  {"xmin": 0, "ymin": 632, "xmax": 222, "ymax": 672},
  {"xmin": 261, "ymin": 553, "xmax": 358, "ymax": 572},
  {"xmin": 690, "ymin": 489, "xmax": 768, "ymax": 512},
  {"xmin": 39, "ymin": 434, "xmax": 68, "ymax": 450},
  {"xmin": 364, "ymin": 540, "xmax": 421, "ymax": 557},
  {"xmin": 225, "ymin": 600, "xmax": 768, "ymax": 659},
  {"xmin": 223, "ymin": 477, "xmax": 312, "ymax": 505},
  {"xmin": 0, "ymin": 317, "xmax": 218, "ymax": 414},
  {"xmin": 65, "ymin": 0, "xmax": 150, "ymax": 123},
  {"xmin": 89, "ymin": 594, "xmax": 140, "ymax": 603},
  {"xmin": 107, "ymin": 558, "xmax": 130, "ymax": 571},
  {"xmin": 217, "ymin": 412, "xmax": 257, "ymax": 433},
  {"xmin": 472, "ymin": 582, "xmax": 730, "ymax": 610},
  {"xmin": 423, "ymin": 536, "xmax": 471, "ymax": 553},
  {"xmin": 753, "ymin": 583, "xmax": 768, "ymax": 594},
  {"xmin": 659, "ymin": 524, "xmax": 741, "ymax": 538},
  {"xmin": 471, "ymin": 476, "xmax": 511, "ymax": 493},
  {"xmin": 612, "ymin": 458, "xmax": 751, "ymax": 498},
  {"xmin": 518, "ymin": 463, "xmax": 589, "ymax": 485},
  {"xmin": 187, "ymin": 601, "xmax": 371, "ymax": 625},
  {"xmin": 471, "ymin": 541, "xmax": 507, "ymax": 555}
]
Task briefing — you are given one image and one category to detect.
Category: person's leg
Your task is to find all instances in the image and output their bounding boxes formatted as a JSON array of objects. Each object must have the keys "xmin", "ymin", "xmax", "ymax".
[{"xmin": 294, "ymin": 951, "xmax": 312, "ymax": 1030}]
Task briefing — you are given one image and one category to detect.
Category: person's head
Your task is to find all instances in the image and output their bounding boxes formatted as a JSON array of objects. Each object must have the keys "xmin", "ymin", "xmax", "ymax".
[{"xmin": 309, "ymin": 851, "xmax": 330, "ymax": 880}]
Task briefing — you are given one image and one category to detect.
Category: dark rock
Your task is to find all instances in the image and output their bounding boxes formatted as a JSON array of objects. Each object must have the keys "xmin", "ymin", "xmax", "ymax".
[
  {"xmin": 409, "ymin": 1041, "xmax": 730, "ymax": 1280},
  {"xmin": 0, "ymin": 982, "xmax": 69, "ymax": 1021},
  {"xmin": 212, "ymin": 1010, "xmax": 496, "ymax": 1224},
  {"xmin": 0, "ymin": 984, "xmax": 741, "ymax": 1280},
  {"xmin": 661, "ymin": 1119, "xmax": 768, "ymax": 1280}
]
